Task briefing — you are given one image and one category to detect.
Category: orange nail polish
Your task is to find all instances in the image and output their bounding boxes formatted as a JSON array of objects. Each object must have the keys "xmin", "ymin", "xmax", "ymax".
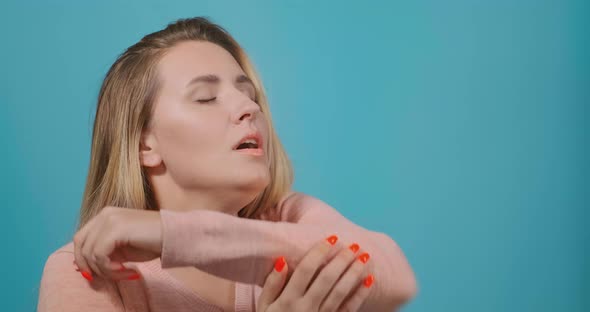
[
  {"xmin": 127, "ymin": 273, "xmax": 141, "ymax": 280},
  {"xmin": 358, "ymin": 252, "xmax": 370, "ymax": 263},
  {"xmin": 349, "ymin": 243, "xmax": 360, "ymax": 253},
  {"xmin": 363, "ymin": 274, "xmax": 374, "ymax": 288},
  {"xmin": 326, "ymin": 235, "xmax": 338, "ymax": 245},
  {"xmin": 81, "ymin": 271, "xmax": 93, "ymax": 281},
  {"xmin": 274, "ymin": 256, "xmax": 286, "ymax": 272}
]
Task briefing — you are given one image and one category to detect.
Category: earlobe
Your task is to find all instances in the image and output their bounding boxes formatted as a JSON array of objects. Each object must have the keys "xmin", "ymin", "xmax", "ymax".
[{"xmin": 140, "ymin": 132, "xmax": 162, "ymax": 168}]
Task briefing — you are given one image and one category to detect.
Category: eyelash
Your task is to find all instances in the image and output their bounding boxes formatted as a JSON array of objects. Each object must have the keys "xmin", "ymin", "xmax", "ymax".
[
  {"xmin": 196, "ymin": 97, "xmax": 217, "ymax": 103},
  {"xmin": 196, "ymin": 96, "xmax": 261, "ymax": 108}
]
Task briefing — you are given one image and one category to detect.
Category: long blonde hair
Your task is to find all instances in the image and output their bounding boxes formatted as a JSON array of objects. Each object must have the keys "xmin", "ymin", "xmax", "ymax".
[{"xmin": 77, "ymin": 17, "xmax": 293, "ymax": 230}]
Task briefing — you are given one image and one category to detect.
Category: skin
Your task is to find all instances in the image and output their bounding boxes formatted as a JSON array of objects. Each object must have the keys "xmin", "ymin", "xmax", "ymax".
[
  {"xmin": 141, "ymin": 40, "xmax": 272, "ymax": 215},
  {"xmin": 141, "ymin": 40, "xmax": 273, "ymax": 309},
  {"xmin": 258, "ymin": 237, "xmax": 373, "ymax": 312},
  {"xmin": 73, "ymin": 41, "xmax": 371, "ymax": 311}
]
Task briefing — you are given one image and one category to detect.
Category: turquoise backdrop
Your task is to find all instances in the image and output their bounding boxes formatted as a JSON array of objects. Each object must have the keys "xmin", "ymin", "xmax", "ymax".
[{"xmin": 1, "ymin": 1, "xmax": 587, "ymax": 311}]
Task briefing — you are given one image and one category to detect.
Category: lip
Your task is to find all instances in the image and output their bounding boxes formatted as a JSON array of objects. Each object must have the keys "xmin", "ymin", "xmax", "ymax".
[
  {"xmin": 234, "ymin": 148, "xmax": 264, "ymax": 156},
  {"xmin": 233, "ymin": 131, "xmax": 264, "ymax": 151}
]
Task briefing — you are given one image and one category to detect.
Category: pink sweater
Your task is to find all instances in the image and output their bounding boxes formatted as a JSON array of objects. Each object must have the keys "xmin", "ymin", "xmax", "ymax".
[{"xmin": 38, "ymin": 192, "xmax": 416, "ymax": 311}]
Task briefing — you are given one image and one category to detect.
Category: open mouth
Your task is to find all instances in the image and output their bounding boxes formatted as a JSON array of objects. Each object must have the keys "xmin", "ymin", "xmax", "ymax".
[
  {"xmin": 233, "ymin": 131, "xmax": 264, "ymax": 156},
  {"xmin": 235, "ymin": 140, "xmax": 259, "ymax": 150}
]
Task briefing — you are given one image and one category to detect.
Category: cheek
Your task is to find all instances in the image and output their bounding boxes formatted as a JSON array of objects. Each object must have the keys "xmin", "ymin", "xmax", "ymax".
[{"xmin": 157, "ymin": 114, "xmax": 224, "ymax": 160}]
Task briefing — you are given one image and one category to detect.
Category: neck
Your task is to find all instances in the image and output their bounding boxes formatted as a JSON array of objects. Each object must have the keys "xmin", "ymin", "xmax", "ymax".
[{"xmin": 148, "ymin": 176, "xmax": 258, "ymax": 216}]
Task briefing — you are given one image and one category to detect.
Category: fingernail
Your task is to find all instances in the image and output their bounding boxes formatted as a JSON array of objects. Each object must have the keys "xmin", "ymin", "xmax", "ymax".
[
  {"xmin": 358, "ymin": 252, "xmax": 370, "ymax": 264},
  {"xmin": 349, "ymin": 243, "xmax": 360, "ymax": 253},
  {"xmin": 326, "ymin": 234, "xmax": 338, "ymax": 245},
  {"xmin": 127, "ymin": 273, "xmax": 141, "ymax": 280},
  {"xmin": 81, "ymin": 271, "xmax": 93, "ymax": 281},
  {"xmin": 363, "ymin": 274, "xmax": 374, "ymax": 288},
  {"xmin": 274, "ymin": 256, "xmax": 286, "ymax": 273}
]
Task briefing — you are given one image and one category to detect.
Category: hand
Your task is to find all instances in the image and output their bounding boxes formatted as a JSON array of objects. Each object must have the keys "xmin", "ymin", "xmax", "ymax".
[
  {"xmin": 257, "ymin": 235, "xmax": 374, "ymax": 312},
  {"xmin": 73, "ymin": 206, "xmax": 163, "ymax": 281}
]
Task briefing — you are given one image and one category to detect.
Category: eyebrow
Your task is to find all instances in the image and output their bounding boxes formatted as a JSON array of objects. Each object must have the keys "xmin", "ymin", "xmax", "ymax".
[{"xmin": 185, "ymin": 74, "xmax": 255, "ymax": 90}]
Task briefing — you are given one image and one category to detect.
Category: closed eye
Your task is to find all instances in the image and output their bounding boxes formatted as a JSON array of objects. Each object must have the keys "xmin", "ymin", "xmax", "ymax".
[{"xmin": 196, "ymin": 97, "xmax": 216, "ymax": 103}]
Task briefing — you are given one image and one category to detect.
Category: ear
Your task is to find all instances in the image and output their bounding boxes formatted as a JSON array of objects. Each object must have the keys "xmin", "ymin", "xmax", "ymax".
[{"xmin": 140, "ymin": 129, "xmax": 162, "ymax": 168}]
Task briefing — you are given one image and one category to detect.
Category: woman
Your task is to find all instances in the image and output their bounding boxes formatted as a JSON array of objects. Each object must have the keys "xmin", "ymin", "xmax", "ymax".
[{"xmin": 37, "ymin": 16, "xmax": 417, "ymax": 311}]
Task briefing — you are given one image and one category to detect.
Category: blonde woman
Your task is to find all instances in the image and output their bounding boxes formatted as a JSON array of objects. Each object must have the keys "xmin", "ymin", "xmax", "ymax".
[{"xmin": 37, "ymin": 17, "xmax": 417, "ymax": 312}]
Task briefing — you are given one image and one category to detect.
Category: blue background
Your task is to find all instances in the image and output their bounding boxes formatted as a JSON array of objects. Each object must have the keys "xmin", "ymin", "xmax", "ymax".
[{"xmin": 0, "ymin": 1, "xmax": 587, "ymax": 311}]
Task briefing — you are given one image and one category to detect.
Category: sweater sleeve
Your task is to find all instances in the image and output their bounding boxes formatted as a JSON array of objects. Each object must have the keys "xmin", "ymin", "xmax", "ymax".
[
  {"xmin": 159, "ymin": 192, "xmax": 418, "ymax": 311},
  {"xmin": 38, "ymin": 249, "xmax": 125, "ymax": 312}
]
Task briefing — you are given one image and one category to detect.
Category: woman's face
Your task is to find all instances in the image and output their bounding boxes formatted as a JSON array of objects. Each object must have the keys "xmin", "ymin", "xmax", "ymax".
[{"xmin": 141, "ymin": 41, "xmax": 270, "ymax": 206}]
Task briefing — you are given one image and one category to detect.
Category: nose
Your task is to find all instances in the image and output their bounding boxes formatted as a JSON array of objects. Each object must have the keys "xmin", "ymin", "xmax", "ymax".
[{"xmin": 232, "ymin": 95, "xmax": 261, "ymax": 124}]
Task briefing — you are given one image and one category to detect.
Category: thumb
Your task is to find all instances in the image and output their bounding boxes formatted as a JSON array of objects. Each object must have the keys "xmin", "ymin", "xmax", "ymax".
[
  {"xmin": 109, "ymin": 246, "xmax": 159, "ymax": 269},
  {"xmin": 257, "ymin": 256, "xmax": 289, "ymax": 312}
]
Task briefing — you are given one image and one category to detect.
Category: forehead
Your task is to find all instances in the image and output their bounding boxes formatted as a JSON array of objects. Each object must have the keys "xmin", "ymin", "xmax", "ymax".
[{"xmin": 157, "ymin": 40, "xmax": 244, "ymax": 88}]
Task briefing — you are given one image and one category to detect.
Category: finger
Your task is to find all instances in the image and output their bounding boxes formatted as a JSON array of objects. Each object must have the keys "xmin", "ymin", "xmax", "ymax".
[
  {"xmin": 338, "ymin": 274, "xmax": 374, "ymax": 312},
  {"xmin": 109, "ymin": 268, "xmax": 143, "ymax": 281},
  {"xmin": 94, "ymin": 230, "xmax": 125, "ymax": 280},
  {"xmin": 257, "ymin": 256, "xmax": 289, "ymax": 312},
  {"xmin": 81, "ymin": 217, "xmax": 108, "ymax": 279},
  {"xmin": 108, "ymin": 249, "xmax": 129, "ymax": 272},
  {"xmin": 305, "ymin": 242, "xmax": 360, "ymax": 308},
  {"xmin": 117, "ymin": 245, "xmax": 161, "ymax": 263},
  {"xmin": 320, "ymin": 250, "xmax": 370, "ymax": 311},
  {"xmin": 281, "ymin": 234, "xmax": 339, "ymax": 298},
  {"xmin": 75, "ymin": 263, "xmax": 139, "ymax": 281},
  {"xmin": 74, "ymin": 216, "xmax": 99, "ymax": 281}
]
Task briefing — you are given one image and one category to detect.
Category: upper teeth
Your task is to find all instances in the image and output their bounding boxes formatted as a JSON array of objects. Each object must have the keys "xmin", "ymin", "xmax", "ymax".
[{"xmin": 243, "ymin": 139, "xmax": 257, "ymax": 145}]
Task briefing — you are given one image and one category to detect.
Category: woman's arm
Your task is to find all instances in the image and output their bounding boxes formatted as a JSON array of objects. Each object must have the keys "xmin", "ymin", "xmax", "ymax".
[
  {"xmin": 38, "ymin": 249, "xmax": 125, "ymax": 312},
  {"xmin": 159, "ymin": 192, "xmax": 418, "ymax": 311}
]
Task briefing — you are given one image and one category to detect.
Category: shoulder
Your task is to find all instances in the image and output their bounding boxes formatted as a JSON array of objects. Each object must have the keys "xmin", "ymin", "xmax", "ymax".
[
  {"xmin": 271, "ymin": 191, "xmax": 342, "ymax": 223},
  {"xmin": 55, "ymin": 241, "xmax": 75, "ymax": 254},
  {"xmin": 38, "ymin": 242, "xmax": 125, "ymax": 310},
  {"xmin": 40, "ymin": 241, "xmax": 82, "ymax": 290},
  {"xmin": 43, "ymin": 241, "xmax": 75, "ymax": 270}
]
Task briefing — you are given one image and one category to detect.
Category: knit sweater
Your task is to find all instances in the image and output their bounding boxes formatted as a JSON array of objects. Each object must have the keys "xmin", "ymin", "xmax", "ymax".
[{"xmin": 37, "ymin": 191, "xmax": 416, "ymax": 311}]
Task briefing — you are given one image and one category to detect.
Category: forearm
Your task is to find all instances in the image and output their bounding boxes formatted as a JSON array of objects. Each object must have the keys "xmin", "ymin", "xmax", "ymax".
[{"xmin": 159, "ymin": 209, "xmax": 416, "ymax": 311}]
